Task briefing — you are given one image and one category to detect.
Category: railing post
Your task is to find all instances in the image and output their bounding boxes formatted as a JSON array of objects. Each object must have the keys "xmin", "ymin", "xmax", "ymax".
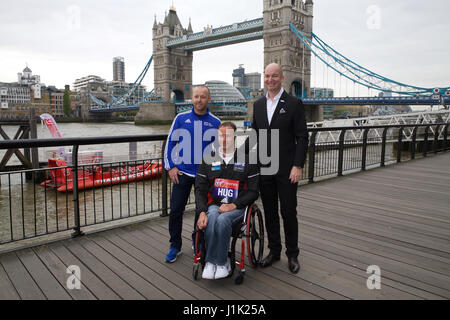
[
  {"xmin": 380, "ymin": 127, "xmax": 388, "ymax": 167},
  {"xmin": 308, "ymin": 131, "xmax": 317, "ymax": 183},
  {"xmin": 411, "ymin": 126, "xmax": 418, "ymax": 160},
  {"xmin": 160, "ymin": 139, "xmax": 169, "ymax": 217},
  {"xmin": 397, "ymin": 126, "xmax": 403, "ymax": 163},
  {"xmin": 71, "ymin": 144, "xmax": 84, "ymax": 237},
  {"xmin": 361, "ymin": 128, "xmax": 369, "ymax": 171},
  {"xmin": 434, "ymin": 124, "xmax": 441, "ymax": 154},
  {"xmin": 423, "ymin": 125, "xmax": 429, "ymax": 157},
  {"xmin": 338, "ymin": 129, "xmax": 346, "ymax": 176}
]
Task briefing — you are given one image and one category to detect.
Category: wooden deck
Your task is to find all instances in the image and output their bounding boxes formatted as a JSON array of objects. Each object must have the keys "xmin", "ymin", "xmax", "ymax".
[{"xmin": 0, "ymin": 153, "xmax": 449, "ymax": 300}]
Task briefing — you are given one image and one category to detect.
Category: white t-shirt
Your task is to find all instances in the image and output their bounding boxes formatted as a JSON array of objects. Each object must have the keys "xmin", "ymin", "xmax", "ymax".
[{"xmin": 219, "ymin": 150, "xmax": 234, "ymax": 165}]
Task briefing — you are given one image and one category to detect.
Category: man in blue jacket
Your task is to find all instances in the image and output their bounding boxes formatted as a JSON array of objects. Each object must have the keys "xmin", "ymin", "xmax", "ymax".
[{"xmin": 164, "ymin": 85, "xmax": 221, "ymax": 263}]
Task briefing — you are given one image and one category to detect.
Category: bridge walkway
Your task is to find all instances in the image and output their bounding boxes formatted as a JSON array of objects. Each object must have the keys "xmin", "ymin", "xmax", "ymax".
[{"xmin": 0, "ymin": 153, "xmax": 449, "ymax": 300}]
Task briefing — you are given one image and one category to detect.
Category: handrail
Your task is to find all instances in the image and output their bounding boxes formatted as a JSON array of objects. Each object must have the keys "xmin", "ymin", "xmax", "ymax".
[{"xmin": 0, "ymin": 134, "xmax": 168, "ymax": 150}]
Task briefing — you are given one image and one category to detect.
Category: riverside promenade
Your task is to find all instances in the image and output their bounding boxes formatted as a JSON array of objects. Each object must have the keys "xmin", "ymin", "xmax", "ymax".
[{"xmin": 0, "ymin": 152, "xmax": 449, "ymax": 300}]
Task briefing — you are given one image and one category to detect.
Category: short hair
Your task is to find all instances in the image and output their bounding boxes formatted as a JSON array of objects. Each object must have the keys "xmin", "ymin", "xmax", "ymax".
[
  {"xmin": 219, "ymin": 121, "xmax": 237, "ymax": 132},
  {"xmin": 193, "ymin": 85, "xmax": 211, "ymax": 97}
]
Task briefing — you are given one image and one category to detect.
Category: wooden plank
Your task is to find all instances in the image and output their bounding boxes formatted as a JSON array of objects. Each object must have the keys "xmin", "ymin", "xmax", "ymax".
[
  {"xmin": 180, "ymin": 214, "xmax": 353, "ymax": 300},
  {"xmin": 0, "ymin": 260, "xmax": 20, "ymax": 300},
  {"xmin": 90, "ymin": 232, "xmax": 194, "ymax": 299},
  {"xmin": 299, "ymin": 218, "xmax": 450, "ymax": 277},
  {"xmin": 298, "ymin": 234, "xmax": 450, "ymax": 298},
  {"xmin": 298, "ymin": 205, "xmax": 450, "ymax": 253},
  {"xmin": 0, "ymin": 252, "xmax": 45, "ymax": 300},
  {"xmin": 48, "ymin": 242, "xmax": 120, "ymax": 300},
  {"xmin": 150, "ymin": 220, "xmax": 323, "ymax": 300},
  {"xmin": 118, "ymin": 226, "xmax": 248, "ymax": 300},
  {"xmin": 300, "ymin": 247, "xmax": 445, "ymax": 300},
  {"xmin": 16, "ymin": 248, "xmax": 72, "ymax": 300},
  {"xmin": 76, "ymin": 236, "xmax": 170, "ymax": 300},
  {"xmin": 300, "ymin": 194, "xmax": 450, "ymax": 239},
  {"xmin": 132, "ymin": 222, "xmax": 282, "ymax": 300},
  {"xmin": 111, "ymin": 227, "xmax": 221, "ymax": 300},
  {"xmin": 33, "ymin": 245, "xmax": 96, "ymax": 300},
  {"xmin": 62, "ymin": 239, "xmax": 144, "ymax": 300}
]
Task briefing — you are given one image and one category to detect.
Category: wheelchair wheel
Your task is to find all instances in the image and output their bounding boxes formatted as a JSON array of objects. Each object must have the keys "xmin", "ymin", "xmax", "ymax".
[
  {"xmin": 246, "ymin": 204, "xmax": 265, "ymax": 268},
  {"xmin": 235, "ymin": 270, "xmax": 245, "ymax": 285},
  {"xmin": 193, "ymin": 264, "xmax": 200, "ymax": 280},
  {"xmin": 228, "ymin": 237, "xmax": 237, "ymax": 277},
  {"xmin": 193, "ymin": 229, "xmax": 206, "ymax": 281}
]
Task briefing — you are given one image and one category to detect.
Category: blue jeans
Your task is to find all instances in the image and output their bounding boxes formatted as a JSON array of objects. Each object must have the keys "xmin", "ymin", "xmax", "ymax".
[
  {"xmin": 205, "ymin": 205, "xmax": 245, "ymax": 266},
  {"xmin": 169, "ymin": 174, "xmax": 195, "ymax": 250}
]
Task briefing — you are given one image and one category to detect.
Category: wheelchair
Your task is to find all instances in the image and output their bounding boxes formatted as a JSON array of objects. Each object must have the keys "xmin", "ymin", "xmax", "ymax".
[{"xmin": 192, "ymin": 203, "xmax": 264, "ymax": 285}]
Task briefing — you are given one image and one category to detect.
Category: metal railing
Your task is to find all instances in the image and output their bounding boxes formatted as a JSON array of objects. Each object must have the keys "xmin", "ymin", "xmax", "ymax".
[
  {"xmin": 0, "ymin": 134, "xmax": 185, "ymax": 245},
  {"xmin": 0, "ymin": 123, "xmax": 448, "ymax": 246},
  {"xmin": 303, "ymin": 123, "xmax": 449, "ymax": 183}
]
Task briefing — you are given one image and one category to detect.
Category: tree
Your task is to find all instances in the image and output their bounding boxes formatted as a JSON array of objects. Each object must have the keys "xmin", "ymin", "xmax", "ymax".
[{"xmin": 63, "ymin": 88, "xmax": 71, "ymax": 116}]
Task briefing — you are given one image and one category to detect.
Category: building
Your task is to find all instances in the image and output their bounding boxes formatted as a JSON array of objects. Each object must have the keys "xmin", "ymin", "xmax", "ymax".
[
  {"xmin": 113, "ymin": 57, "xmax": 125, "ymax": 82},
  {"xmin": 369, "ymin": 91, "xmax": 412, "ymax": 115},
  {"xmin": 152, "ymin": 6, "xmax": 194, "ymax": 102},
  {"xmin": 73, "ymin": 75, "xmax": 105, "ymax": 92},
  {"xmin": 0, "ymin": 65, "xmax": 52, "ymax": 119},
  {"xmin": 311, "ymin": 87, "xmax": 333, "ymax": 98},
  {"xmin": 204, "ymin": 80, "xmax": 247, "ymax": 116},
  {"xmin": 311, "ymin": 87, "xmax": 334, "ymax": 119},
  {"xmin": 0, "ymin": 83, "xmax": 31, "ymax": 119},
  {"xmin": 232, "ymin": 65, "xmax": 262, "ymax": 98},
  {"xmin": 47, "ymin": 86, "xmax": 64, "ymax": 118},
  {"xmin": 106, "ymin": 81, "xmax": 147, "ymax": 105},
  {"xmin": 17, "ymin": 66, "xmax": 41, "ymax": 86}
]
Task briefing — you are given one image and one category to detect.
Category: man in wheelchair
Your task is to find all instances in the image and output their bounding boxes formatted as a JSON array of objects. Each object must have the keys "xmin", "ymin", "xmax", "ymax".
[{"xmin": 195, "ymin": 122, "xmax": 260, "ymax": 280}]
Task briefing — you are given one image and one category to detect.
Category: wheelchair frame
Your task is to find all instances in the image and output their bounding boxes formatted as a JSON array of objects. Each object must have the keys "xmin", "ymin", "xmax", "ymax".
[{"xmin": 193, "ymin": 203, "xmax": 264, "ymax": 285}]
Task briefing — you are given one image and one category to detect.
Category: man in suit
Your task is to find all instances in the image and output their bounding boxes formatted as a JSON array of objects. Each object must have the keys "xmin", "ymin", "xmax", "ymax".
[{"xmin": 251, "ymin": 63, "xmax": 308, "ymax": 273}]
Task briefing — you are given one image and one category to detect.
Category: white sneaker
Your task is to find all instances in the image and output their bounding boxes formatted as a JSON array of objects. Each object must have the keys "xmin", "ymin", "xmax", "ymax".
[
  {"xmin": 202, "ymin": 262, "xmax": 216, "ymax": 280},
  {"xmin": 214, "ymin": 262, "xmax": 231, "ymax": 279}
]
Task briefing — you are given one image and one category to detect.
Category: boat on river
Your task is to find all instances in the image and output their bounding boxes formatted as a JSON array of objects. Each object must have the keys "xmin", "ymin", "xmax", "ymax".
[{"xmin": 41, "ymin": 158, "xmax": 163, "ymax": 192}]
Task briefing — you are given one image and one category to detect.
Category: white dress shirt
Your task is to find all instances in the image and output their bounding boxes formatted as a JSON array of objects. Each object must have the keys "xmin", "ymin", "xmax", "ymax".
[{"xmin": 266, "ymin": 88, "xmax": 284, "ymax": 125}]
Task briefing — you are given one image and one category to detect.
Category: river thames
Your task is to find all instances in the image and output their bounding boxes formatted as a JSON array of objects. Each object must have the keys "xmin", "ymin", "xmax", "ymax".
[{"xmin": 0, "ymin": 120, "xmax": 245, "ymax": 244}]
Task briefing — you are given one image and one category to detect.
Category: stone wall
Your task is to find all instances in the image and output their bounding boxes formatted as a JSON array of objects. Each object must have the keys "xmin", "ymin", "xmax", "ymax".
[{"xmin": 135, "ymin": 102, "xmax": 176, "ymax": 125}]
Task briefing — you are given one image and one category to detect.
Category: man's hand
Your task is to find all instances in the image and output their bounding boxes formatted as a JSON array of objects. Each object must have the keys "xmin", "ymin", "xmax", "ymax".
[
  {"xmin": 197, "ymin": 212, "xmax": 208, "ymax": 230},
  {"xmin": 218, "ymin": 203, "xmax": 237, "ymax": 213},
  {"xmin": 289, "ymin": 166, "xmax": 302, "ymax": 184},
  {"xmin": 168, "ymin": 167, "xmax": 183, "ymax": 184}
]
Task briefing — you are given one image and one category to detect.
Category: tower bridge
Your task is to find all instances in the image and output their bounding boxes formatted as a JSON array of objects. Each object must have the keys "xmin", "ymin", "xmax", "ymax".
[{"xmin": 86, "ymin": 0, "xmax": 448, "ymax": 123}]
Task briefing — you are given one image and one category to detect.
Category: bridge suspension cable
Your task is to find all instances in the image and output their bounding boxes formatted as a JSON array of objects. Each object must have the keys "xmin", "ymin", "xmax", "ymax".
[
  {"xmin": 290, "ymin": 24, "xmax": 449, "ymax": 97},
  {"xmin": 89, "ymin": 55, "xmax": 154, "ymax": 109}
]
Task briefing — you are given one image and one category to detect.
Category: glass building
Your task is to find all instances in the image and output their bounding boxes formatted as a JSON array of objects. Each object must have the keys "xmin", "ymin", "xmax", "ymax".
[{"xmin": 203, "ymin": 80, "xmax": 247, "ymax": 116}]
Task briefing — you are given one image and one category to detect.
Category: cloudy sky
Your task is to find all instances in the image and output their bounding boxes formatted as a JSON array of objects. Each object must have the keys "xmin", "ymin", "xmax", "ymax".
[{"xmin": 0, "ymin": 0, "xmax": 449, "ymax": 94}]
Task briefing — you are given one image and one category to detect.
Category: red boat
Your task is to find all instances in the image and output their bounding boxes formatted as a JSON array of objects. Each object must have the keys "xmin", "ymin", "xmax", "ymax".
[{"xmin": 41, "ymin": 158, "xmax": 163, "ymax": 192}]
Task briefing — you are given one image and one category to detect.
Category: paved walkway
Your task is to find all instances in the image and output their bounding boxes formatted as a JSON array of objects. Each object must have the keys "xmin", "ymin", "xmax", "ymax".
[{"xmin": 0, "ymin": 153, "xmax": 449, "ymax": 300}]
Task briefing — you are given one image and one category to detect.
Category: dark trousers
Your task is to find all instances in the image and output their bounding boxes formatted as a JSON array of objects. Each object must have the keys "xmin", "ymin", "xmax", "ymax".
[
  {"xmin": 260, "ymin": 173, "xmax": 299, "ymax": 258},
  {"xmin": 168, "ymin": 174, "xmax": 195, "ymax": 250}
]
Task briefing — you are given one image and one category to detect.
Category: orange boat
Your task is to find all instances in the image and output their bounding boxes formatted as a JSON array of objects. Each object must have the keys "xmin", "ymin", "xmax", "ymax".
[{"xmin": 41, "ymin": 158, "xmax": 163, "ymax": 192}]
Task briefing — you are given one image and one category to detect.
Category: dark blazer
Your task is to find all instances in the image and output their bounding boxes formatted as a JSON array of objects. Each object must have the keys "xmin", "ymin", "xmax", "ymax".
[{"xmin": 251, "ymin": 90, "xmax": 308, "ymax": 176}]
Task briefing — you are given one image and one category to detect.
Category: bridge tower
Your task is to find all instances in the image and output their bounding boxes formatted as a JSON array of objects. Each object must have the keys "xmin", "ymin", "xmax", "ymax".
[
  {"xmin": 263, "ymin": 0, "xmax": 313, "ymax": 98},
  {"xmin": 152, "ymin": 6, "xmax": 193, "ymax": 103}
]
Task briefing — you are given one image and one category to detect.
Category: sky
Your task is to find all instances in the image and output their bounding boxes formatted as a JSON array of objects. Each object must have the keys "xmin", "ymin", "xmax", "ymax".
[{"xmin": 0, "ymin": 0, "xmax": 449, "ymax": 95}]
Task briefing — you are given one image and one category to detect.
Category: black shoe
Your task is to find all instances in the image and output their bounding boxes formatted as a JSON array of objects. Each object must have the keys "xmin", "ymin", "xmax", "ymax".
[
  {"xmin": 288, "ymin": 257, "xmax": 300, "ymax": 274},
  {"xmin": 260, "ymin": 253, "xmax": 280, "ymax": 268}
]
